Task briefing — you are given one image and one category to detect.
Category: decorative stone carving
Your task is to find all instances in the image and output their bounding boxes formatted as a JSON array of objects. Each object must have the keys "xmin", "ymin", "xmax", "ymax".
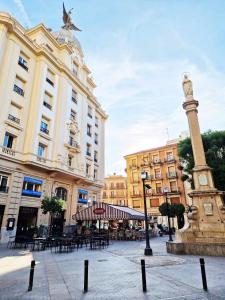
[{"xmin": 203, "ymin": 203, "xmax": 213, "ymax": 216}]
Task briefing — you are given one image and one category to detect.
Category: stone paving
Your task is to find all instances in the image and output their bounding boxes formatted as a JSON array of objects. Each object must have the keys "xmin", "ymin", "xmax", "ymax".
[{"xmin": 0, "ymin": 236, "xmax": 225, "ymax": 299}]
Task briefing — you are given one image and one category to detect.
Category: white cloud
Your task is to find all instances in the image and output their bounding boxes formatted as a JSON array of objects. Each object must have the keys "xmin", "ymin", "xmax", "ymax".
[
  {"xmin": 13, "ymin": 0, "xmax": 31, "ymax": 28},
  {"xmin": 89, "ymin": 55, "xmax": 225, "ymax": 175}
]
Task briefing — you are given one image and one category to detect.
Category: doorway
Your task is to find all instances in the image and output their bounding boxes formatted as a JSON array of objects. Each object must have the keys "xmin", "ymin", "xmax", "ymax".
[
  {"xmin": 16, "ymin": 206, "xmax": 38, "ymax": 240},
  {"xmin": 51, "ymin": 211, "xmax": 65, "ymax": 236},
  {"xmin": 0, "ymin": 205, "xmax": 5, "ymax": 230}
]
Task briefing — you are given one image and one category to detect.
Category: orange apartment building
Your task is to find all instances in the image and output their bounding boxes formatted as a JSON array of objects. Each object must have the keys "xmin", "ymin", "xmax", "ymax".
[
  {"xmin": 124, "ymin": 142, "xmax": 186, "ymax": 220},
  {"xmin": 102, "ymin": 174, "xmax": 127, "ymax": 206}
]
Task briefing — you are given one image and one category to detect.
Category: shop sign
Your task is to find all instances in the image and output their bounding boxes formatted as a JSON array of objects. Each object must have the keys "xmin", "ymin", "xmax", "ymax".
[{"xmin": 93, "ymin": 208, "xmax": 105, "ymax": 215}]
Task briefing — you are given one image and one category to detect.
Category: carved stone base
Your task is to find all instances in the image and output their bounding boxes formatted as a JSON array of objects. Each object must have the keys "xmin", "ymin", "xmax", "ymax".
[{"xmin": 166, "ymin": 241, "xmax": 225, "ymax": 256}]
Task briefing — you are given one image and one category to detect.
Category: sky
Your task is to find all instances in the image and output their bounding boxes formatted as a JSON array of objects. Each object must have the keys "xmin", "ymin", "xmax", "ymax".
[{"xmin": 1, "ymin": 0, "xmax": 225, "ymax": 176}]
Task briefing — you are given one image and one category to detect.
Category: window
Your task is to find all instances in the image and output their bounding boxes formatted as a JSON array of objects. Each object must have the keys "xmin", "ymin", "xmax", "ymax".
[
  {"xmin": 150, "ymin": 198, "xmax": 159, "ymax": 207},
  {"xmin": 168, "ymin": 166, "xmax": 176, "ymax": 178},
  {"xmin": 88, "ymin": 105, "xmax": 92, "ymax": 118},
  {"xmin": 13, "ymin": 76, "xmax": 25, "ymax": 96},
  {"xmin": 86, "ymin": 143, "xmax": 91, "ymax": 156},
  {"xmin": 55, "ymin": 187, "xmax": 67, "ymax": 201},
  {"xmin": 72, "ymin": 89, "xmax": 77, "ymax": 104},
  {"xmin": 95, "ymin": 116, "xmax": 98, "ymax": 127},
  {"xmin": 87, "ymin": 124, "xmax": 92, "ymax": 137},
  {"xmin": 37, "ymin": 143, "xmax": 46, "ymax": 157},
  {"xmin": 170, "ymin": 181, "xmax": 177, "ymax": 192},
  {"xmin": 94, "ymin": 169, "xmax": 97, "ymax": 180},
  {"xmin": 46, "ymin": 69, "xmax": 54, "ymax": 86},
  {"xmin": 68, "ymin": 155, "xmax": 73, "ymax": 167},
  {"xmin": 111, "ymin": 191, "xmax": 115, "ymax": 197},
  {"xmin": 69, "ymin": 131, "xmax": 78, "ymax": 148},
  {"xmin": 155, "ymin": 168, "xmax": 161, "ymax": 178},
  {"xmin": 70, "ymin": 109, "xmax": 76, "ymax": 121},
  {"xmin": 156, "ymin": 183, "xmax": 162, "ymax": 194},
  {"xmin": 94, "ymin": 133, "xmax": 98, "ymax": 145},
  {"xmin": 153, "ymin": 155, "xmax": 160, "ymax": 163},
  {"xmin": 78, "ymin": 189, "xmax": 88, "ymax": 204},
  {"xmin": 0, "ymin": 175, "xmax": 9, "ymax": 193},
  {"xmin": 166, "ymin": 151, "xmax": 174, "ymax": 161},
  {"xmin": 22, "ymin": 177, "xmax": 42, "ymax": 198},
  {"xmin": 18, "ymin": 54, "xmax": 28, "ymax": 71},
  {"xmin": 3, "ymin": 132, "xmax": 14, "ymax": 149},
  {"xmin": 40, "ymin": 120, "xmax": 49, "ymax": 134},
  {"xmin": 72, "ymin": 62, "xmax": 78, "ymax": 76},
  {"xmin": 86, "ymin": 163, "xmax": 91, "ymax": 175},
  {"xmin": 43, "ymin": 92, "xmax": 52, "ymax": 110},
  {"xmin": 94, "ymin": 150, "xmax": 98, "ymax": 163}
]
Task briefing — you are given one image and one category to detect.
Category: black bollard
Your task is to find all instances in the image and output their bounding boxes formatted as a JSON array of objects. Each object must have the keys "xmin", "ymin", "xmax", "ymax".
[
  {"xmin": 84, "ymin": 260, "xmax": 89, "ymax": 293},
  {"xmin": 199, "ymin": 258, "xmax": 208, "ymax": 291},
  {"xmin": 141, "ymin": 259, "xmax": 147, "ymax": 293},
  {"xmin": 28, "ymin": 260, "xmax": 36, "ymax": 292}
]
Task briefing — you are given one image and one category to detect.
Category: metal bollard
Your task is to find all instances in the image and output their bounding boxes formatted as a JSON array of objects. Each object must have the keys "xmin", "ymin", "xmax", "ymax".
[
  {"xmin": 28, "ymin": 260, "xmax": 36, "ymax": 292},
  {"xmin": 141, "ymin": 259, "xmax": 147, "ymax": 293},
  {"xmin": 84, "ymin": 260, "xmax": 89, "ymax": 293},
  {"xmin": 199, "ymin": 258, "xmax": 208, "ymax": 291}
]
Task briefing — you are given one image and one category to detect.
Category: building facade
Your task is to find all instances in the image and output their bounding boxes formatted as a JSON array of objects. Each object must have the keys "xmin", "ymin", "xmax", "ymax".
[
  {"xmin": 0, "ymin": 12, "xmax": 107, "ymax": 243},
  {"xmin": 124, "ymin": 143, "xmax": 186, "ymax": 221},
  {"xmin": 102, "ymin": 174, "xmax": 127, "ymax": 206}
]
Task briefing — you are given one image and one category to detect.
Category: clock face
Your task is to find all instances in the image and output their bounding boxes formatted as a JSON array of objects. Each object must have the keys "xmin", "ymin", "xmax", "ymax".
[{"xmin": 198, "ymin": 174, "xmax": 208, "ymax": 186}]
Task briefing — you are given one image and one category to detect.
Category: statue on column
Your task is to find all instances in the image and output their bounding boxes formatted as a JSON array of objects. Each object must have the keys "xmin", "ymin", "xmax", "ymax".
[{"xmin": 182, "ymin": 74, "xmax": 193, "ymax": 100}]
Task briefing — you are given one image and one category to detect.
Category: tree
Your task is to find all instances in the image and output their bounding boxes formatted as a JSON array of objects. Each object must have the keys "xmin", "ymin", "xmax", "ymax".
[
  {"xmin": 159, "ymin": 203, "xmax": 185, "ymax": 229},
  {"xmin": 178, "ymin": 130, "xmax": 225, "ymax": 191},
  {"xmin": 41, "ymin": 196, "xmax": 65, "ymax": 234},
  {"xmin": 41, "ymin": 196, "xmax": 65, "ymax": 216}
]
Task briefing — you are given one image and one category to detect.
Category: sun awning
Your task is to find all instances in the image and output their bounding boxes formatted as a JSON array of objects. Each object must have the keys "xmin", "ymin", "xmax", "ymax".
[{"xmin": 73, "ymin": 202, "xmax": 146, "ymax": 221}]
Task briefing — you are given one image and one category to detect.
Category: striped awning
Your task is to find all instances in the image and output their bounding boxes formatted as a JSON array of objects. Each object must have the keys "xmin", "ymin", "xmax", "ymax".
[{"xmin": 73, "ymin": 202, "xmax": 146, "ymax": 221}]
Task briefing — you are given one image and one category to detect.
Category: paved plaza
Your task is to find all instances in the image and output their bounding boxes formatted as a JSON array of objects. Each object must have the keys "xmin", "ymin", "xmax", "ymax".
[{"xmin": 0, "ymin": 236, "xmax": 225, "ymax": 300}]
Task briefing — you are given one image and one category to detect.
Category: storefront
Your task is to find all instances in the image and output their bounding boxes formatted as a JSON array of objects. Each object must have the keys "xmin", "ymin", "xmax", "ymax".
[
  {"xmin": 16, "ymin": 206, "xmax": 38, "ymax": 240},
  {"xmin": 0, "ymin": 205, "xmax": 5, "ymax": 232}
]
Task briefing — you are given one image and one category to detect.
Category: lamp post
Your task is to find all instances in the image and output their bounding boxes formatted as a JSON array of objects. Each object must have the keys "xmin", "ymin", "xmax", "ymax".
[
  {"xmin": 141, "ymin": 171, "xmax": 153, "ymax": 256},
  {"xmin": 163, "ymin": 187, "xmax": 173, "ymax": 242}
]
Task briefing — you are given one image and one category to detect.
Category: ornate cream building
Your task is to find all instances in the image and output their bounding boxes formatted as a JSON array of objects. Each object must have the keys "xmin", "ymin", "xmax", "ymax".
[
  {"xmin": 124, "ymin": 142, "xmax": 187, "ymax": 221},
  {"xmin": 0, "ymin": 12, "xmax": 107, "ymax": 243},
  {"xmin": 102, "ymin": 174, "xmax": 127, "ymax": 206}
]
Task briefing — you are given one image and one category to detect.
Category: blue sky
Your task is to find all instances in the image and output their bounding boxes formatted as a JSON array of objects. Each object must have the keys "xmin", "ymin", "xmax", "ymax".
[{"xmin": 1, "ymin": 0, "xmax": 225, "ymax": 175}]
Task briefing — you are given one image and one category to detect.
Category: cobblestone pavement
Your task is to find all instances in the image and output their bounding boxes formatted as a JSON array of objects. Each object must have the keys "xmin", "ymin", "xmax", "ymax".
[{"xmin": 1, "ymin": 236, "xmax": 225, "ymax": 299}]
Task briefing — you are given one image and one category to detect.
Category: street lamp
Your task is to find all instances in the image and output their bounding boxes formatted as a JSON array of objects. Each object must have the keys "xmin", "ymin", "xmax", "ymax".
[
  {"xmin": 141, "ymin": 171, "xmax": 153, "ymax": 256},
  {"xmin": 163, "ymin": 187, "xmax": 173, "ymax": 242}
]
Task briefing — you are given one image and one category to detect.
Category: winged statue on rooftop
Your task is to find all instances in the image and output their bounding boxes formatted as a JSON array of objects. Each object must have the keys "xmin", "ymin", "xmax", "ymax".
[{"xmin": 62, "ymin": 2, "xmax": 81, "ymax": 31}]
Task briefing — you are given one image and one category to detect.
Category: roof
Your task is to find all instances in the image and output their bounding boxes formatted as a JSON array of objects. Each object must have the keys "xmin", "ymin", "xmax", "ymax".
[
  {"xmin": 73, "ymin": 202, "xmax": 146, "ymax": 221},
  {"xmin": 124, "ymin": 143, "xmax": 178, "ymax": 158}
]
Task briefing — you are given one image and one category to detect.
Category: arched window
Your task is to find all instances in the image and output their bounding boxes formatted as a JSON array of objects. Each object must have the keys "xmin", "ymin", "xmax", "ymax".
[{"xmin": 55, "ymin": 187, "xmax": 67, "ymax": 201}]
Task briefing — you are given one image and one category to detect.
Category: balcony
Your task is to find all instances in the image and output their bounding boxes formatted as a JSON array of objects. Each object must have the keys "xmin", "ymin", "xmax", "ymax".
[
  {"xmin": 40, "ymin": 127, "xmax": 49, "ymax": 135},
  {"xmin": 13, "ymin": 84, "xmax": 24, "ymax": 96},
  {"xmin": 69, "ymin": 139, "xmax": 79, "ymax": 149},
  {"xmin": 151, "ymin": 188, "xmax": 163, "ymax": 195},
  {"xmin": 46, "ymin": 77, "xmax": 54, "ymax": 86},
  {"xmin": 0, "ymin": 186, "xmax": 9, "ymax": 193},
  {"xmin": 43, "ymin": 101, "xmax": 52, "ymax": 110},
  {"xmin": 37, "ymin": 156, "xmax": 46, "ymax": 163},
  {"xmin": 151, "ymin": 174, "xmax": 163, "ymax": 180},
  {"xmin": 130, "ymin": 193, "xmax": 142, "ymax": 198},
  {"xmin": 152, "ymin": 158, "xmax": 162, "ymax": 165},
  {"xmin": 167, "ymin": 172, "xmax": 177, "ymax": 179},
  {"xmin": 167, "ymin": 188, "xmax": 180, "ymax": 195},
  {"xmin": 1, "ymin": 146, "xmax": 15, "ymax": 156},
  {"xmin": 130, "ymin": 179, "xmax": 140, "ymax": 184},
  {"xmin": 165, "ymin": 156, "xmax": 176, "ymax": 163},
  {"xmin": 8, "ymin": 114, "xmax": 20, "ymax": 124}
]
